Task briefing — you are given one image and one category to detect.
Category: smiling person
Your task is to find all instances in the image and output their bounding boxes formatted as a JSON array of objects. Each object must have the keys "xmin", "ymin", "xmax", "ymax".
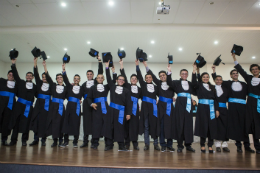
[
  {"xmin": 0, "ymin": 70, "xmax": 17, "ymax": 146},
  {"xmin": 211, "ymin": 66, "xmax": 230, "ymax": 152},
  {"xmin": 8, "ymin": 58, "xmax": 37, "ymax": 146},
  {"xmin": 232, "ymin": 54, "xmax": 260, "ymax": 154},
  {"xmin": 192, "ymin": 64, "xmax": 219, "ymax": 153},
  {"xmin": 60, "ymin": 63, "xmax": 83, "ymax": 148},
  {"xmin": 212, "ymin": 60, "xmax": 255, "ymax": 153},
  {"xmin": 167, "ymin": 64, "xmax": 196, "ymax": 153},
  {"xmin": 29, "ymin": 58, "xmax": 51, "ymax": 147}
]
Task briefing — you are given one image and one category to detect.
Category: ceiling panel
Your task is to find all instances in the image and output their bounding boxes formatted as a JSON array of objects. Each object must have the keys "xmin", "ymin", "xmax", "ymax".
[{"xmin": 130, "ymin": 0, "xmax": 154, "ymax": 23}]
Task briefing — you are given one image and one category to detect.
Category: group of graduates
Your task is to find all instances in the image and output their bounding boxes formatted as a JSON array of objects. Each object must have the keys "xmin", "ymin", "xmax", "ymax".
[{"xmin": 0, "ymin": 52, "xmax": 260, "ymax": 154}]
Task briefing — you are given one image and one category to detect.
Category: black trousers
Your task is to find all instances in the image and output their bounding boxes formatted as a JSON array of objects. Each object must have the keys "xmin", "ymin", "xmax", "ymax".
[
  {"xmin": 105, "ymin": 137, "xmax": 114, "ymax": 147},
  {"xmin": 177, "ymin": 132, "xmax": 191, "ymax": 149},
  {"xmin": 64, "ymin": 134, "xmax": 79, "ymax": 144},
  {"xmin": 10, "ymin": 117, "xmax": 29, "ymax": 142},
  {"xmin": 53, "ymin": 133, "xmax": 64, "ymax": 144},
  {"xmin": 200, "ymin": 127, "xmax": 213, "ymax": 147},
  {"xmin": 92, "ymin": 138, "xmax": 100, "ymax": 147},
  {"xmin": 235, "ymin": 134, "xmax": 260, "ymax": 150},
  {"xmin": 83, "ymin": 135, "xmax": 94, "ymax": 144},
  {"xmin": 124, "ymin": 121, "xmax": 138, "ymax": 147},
  {"xmin": 1, "ymin": 134, "xmax": 8, "ymax": 142},
  {"xmin": 33, "ymin": 133, "xmax": 46, "ymax": 142}
]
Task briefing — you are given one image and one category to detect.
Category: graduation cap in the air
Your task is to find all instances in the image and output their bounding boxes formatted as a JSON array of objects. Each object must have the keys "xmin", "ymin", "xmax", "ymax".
[
  {"xmin": 102, "ymin": 52, "xmax": 113, "ymax": 67},
  {"xmin": 231, "ymin": 44, "xmax": 243, "ymax": 56},
  {"xmin": 136, "ymin": 47, "xmax": 143, "ymax": 60},
  {"xmin": 9, "ymin": 48, "xmax": 19, "ymax": 60},
  {"xmin": 168, "ymin": 53, "xmax": 173, "ymax": 64},
  {"xmin": 213, "ymin": 55, "xmax": 225, "ymax": 66},
  {"xmin": 31, "ymin": 47, "xmax": 41, "ymax": 58},
  {"xmin": 139, "ymin": 52, "xmax": 148, "ymax": 62},
  {"xmin": 118, "ymin": 49, "xmax": 126, "ymax": 59},
  {"xmin": 89, "ymin": 48, "xmax": 99, "ymax": 57},
  {"xmin": 63, "ymin": 53, "xmax": 70, "ymax": 64},
  {"xmin": 40, "ymin": 51, "xmax": 47, "ymax": 61},
  {"xmin": 195, "ymin": 53, "xmax": 206, "ymax": 68}
]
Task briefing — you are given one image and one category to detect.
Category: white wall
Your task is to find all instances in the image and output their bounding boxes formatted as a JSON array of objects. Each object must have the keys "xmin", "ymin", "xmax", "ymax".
[{"xmin": 0, "ymin": 60, "xmax": 6, "ymax": 78}]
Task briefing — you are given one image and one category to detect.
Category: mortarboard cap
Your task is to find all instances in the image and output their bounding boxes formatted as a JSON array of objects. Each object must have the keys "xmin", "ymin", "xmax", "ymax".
[
  {"xmin": 31, "ymin": 47, "xmax": 41, "ymax": 58},
  {"xmin": 231, "ymin": 44, "xmax": 243, "ymax": 56},
  {"xmin": 102, "ymin": 52, "xmax": 113, "ymax": 67},
  {"xmin": 89, "ymin": 48, "xmax": 99, "ymax": 57},
  {"xmin": 195, "ymin": 53, "xmax": 206, "ymax": 68},
  {"xmin": 136, "ymin": 47, "xmax": 143, "ymax": 60},
  {"xmin": 118, "ymin": 49, "xmax": 126, "ymax": 59},
  {"xmin": 139, "ymin": 52, "xmax": 148, "ymax": 62},
  {"xmin": 63, "ymin": 53, "xmax": 70, "ymax": 64},
  {"xmin": 40, "ymin": 51, "xmax": 47, "ymax": 61},
  {"xmin": 213, "ymin": 55, "xmax": 225, "ymax": 66},
  {"xmin": 9, "ymin": 48, "xmax": 19, "ymax": 60},
  {"xmin": 168, "ymin": 53, "xmax": 173, "ymax": 64}
]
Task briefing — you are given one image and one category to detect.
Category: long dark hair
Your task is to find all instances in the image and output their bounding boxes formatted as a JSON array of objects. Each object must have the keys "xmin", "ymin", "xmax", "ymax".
[{"xmin": 200, "ymin": 72, "xmax": 216, "ymax": 95}]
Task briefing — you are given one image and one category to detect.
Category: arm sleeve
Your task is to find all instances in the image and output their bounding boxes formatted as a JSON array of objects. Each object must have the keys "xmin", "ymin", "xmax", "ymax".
[
  {"xmin": 87, "ymin": 87, "xmax": 94, "ymax": 106},
  {"xmin": 136, "ymin": 65, "xmax": 145, "ymax": 86},
  {"xmin": 98, "ymin": 62, "xmax": 103, "ymax": 75},
  {"xmin": 234, "ymin": 63, "xmax": 249, "ymax": 83},
  {"xmin": 33, "ymin": 66, "xmax": 41, "ymax": 85},
  {"xmin": 125, "ymin": 90, "xmax": 132, "ymax": 115},
  {"xmin": 11, "ymin": 64, "xmax": 21, "ymax": 83},
  {"xmin": 45, "ymin": 71, "xmax": 54, "ymax": 85},
  {"xmin": 197, "ymin": 73, "xmax": 202, "ymax": 83},
  {"xmin": 112, "ymin": 73, "xmax": 117, "ymax": 84},
  {"xmin": 192, "ymin": 73, "xmax": 199, "ymax": 89},
  {"xmin": 214, "ymin": 97, "xmax": 219, "ymax": 112},
  {"xmin": 166, "ymin": 73, "xmax": 175, "ymax": 90},
  {"xmin": 120, "ymin": 68, "xmax": 128, "ymax": 84},
  {"xmin": 62, "ymin": 72, "xmax": 71, "ymax": 87},
  {"xmin": 106, "ymin": 68, "xmax": 114, "ymax": 89},
  {"xmin": 147, "ymin": 69, "xmax": 160, "ymax": 86}
]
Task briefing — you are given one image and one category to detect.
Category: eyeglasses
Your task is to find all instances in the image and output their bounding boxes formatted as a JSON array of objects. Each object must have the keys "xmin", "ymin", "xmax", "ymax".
[{"xmin": 118, "ymin": 79, "xmax": 125, "ymax": 81}]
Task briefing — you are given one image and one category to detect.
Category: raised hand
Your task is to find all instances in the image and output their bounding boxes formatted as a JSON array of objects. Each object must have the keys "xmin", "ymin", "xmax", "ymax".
[
  {"xmin": 11, "ymin": 58, "xmax": 17, "ymax": 64},
  {"xmin": 97, "ymin": 55, "xmax": 101, "ymax": 61},
  {"xmin": 193, "ymin": 64, "xmax": 197, "ymax": 73},
  {"xmin": 167, "ymin": 64, "xmax": 171, "ymax": 72},
  {"xmin": 42, "ymin": 61, "xmax": 46, "ymax": 67},
  {"xmin": 143, "ymin": 61, "xmax": 148, "ymax": 67},
  {"xmin": 105, "ymin": 60, "xmax": 110, "ymax": 68},
  {"xmin": 62, "ymin": 63, "xmax": 66, "ymax": 72},
  {"xmin": 135, "ymin": 59, "xmax": 139, "ymax": 66},
  {"xmin": 112, "ymin": 65, "xmax": 115, "ymax": 73}
]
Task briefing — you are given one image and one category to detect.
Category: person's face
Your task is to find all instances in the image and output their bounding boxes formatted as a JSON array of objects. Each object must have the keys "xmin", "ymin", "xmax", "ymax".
[
  {"xmin": 230, "ymin": 71, "xmax": 239, "ymax": 80},
  {"xmin": 74, "ymin": 76, "xmax": 80, "ymax": 85},
  {"xmin": 117, "ymin": 76, "xmax": 125, "ymax": 86},
  {"xmin": 251, "ymin": 66, "xmax": 260, "ymax": 77},
  {"xmin": 180, "ymin": 71, "xmax": 188, "ymax": 80},
  {"xmin": 42, "ymin": 74, "xmax": 47, "ymax": 83},
  {"xmin": 159, "ymin": 72, "xmax": 167, "ymax": 82},
  {"xmin": 96, "ymin": 74, "xmax": 104, "ymax": 84},
  {"xmin": 202, "ymin": 74, "xmax": 209, "ymax": 83},
  {"xmin": 192, "ymin": 101, "xmax": 196, "ymax": 105},
  {"xmin": 26, "ymin": 73, "xmax": 34, "ymax": 82},
  {"xmin": 130, "ymin": 76, "xmax": 138, "ymax": 85},
  {"xmin": 87, "ymin": 72, "xmax": 94, "ymax": 81},
  {"xmin": 145, "ymin": 74, "xmax": 153, "ymax": 83},
  {"xmin": 56, "ymin": 75, "xmax": 63, "ymax": 84},
  {"xmin": 7, "ymin": 72, "xmax": 14, "ymax": 81},
  {"xmin": 215, "ymin": 77, "xmax": 223, "ymax": 85}
]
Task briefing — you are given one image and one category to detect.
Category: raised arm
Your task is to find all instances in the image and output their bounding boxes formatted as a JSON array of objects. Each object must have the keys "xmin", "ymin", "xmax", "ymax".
[
  {"xmin": 232, "ymin": 54, "xmax": 249, "ymax": 82},
  {"xmin": 111, "ymin": 65, "xmax": 117, "ymax": 84},
  {"xmin": 11, "ymin": 58, "xmax": 21, "ymax": 83},
  {"xmin": 62, "ymin": 63, "xmax": 71, "ymax": 87},
  {"xmin": 42, "ymin": 61, "xmax": 53, "ymax": 85},
  {"xmin": 192, "ymin": 64, "xmax": 199, "ymax": 88},
  {"xmin": 119, "ymin": 59, "xmax": 128, "ymax": 84},
  {"xmin": 33, "ymin": 58, "xmax": 41, "ymax": 85},
  {"xmin": 97, "ymin": 55, "xmax": 103, "ymax": 75},
  {"xmin": 166, "ymin": 64, "xmax": 175, "ymax": 90},
  {"xmin": 211, "ymin": 65, "xmax": 228, "ymax": 88},
  {"xmin": 105, "ymin": 61, "xmax": 115, "ymax": 89},
  {"xmin": 135, "ymin": 60, "xmax": 145, "ymax": 86}
]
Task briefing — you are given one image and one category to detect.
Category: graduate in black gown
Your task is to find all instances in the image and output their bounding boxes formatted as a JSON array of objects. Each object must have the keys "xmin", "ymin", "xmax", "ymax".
[
  {"xmin": 29, "ymin": 58, "xmax": 51, "ymax": 147},
  {"xmin": 81, "ymin": 55, "xmax": 103, "ymax": 148},
  {"xmin": 191, "ymin": 100, "xmax": 197, "ymax": 116},
  {"xmin": 166, "ymin": 64, "xmax": 196, "ymax": 153},
  {"xmin": 119, "ymin": 59, "xmax": 142, "ymax": 150},
  {"xmin": 192, "ymin": 64, "xmax": 219, "ymax": 153},
  {"xmin": 137, "ymin": 61, "xmax": 160, "ymax": 151},
  {"xmin": 8, "ymin": 58, "xmax": 37, "ymax": 146},
  {"xmin": 211, "ymin": 66, "xmax": 230, "ymax": 152},
  {"xmin": 0, "ymin": 70, "xmax": 17, "ymax": 146},
  {"xmin": 212, "ymin": 61, "xmax": 255, "ymax": 153},
  {"xmin": 232, "ymin": 54, "xmax": 260, "ymax": 154},
  {"xmin": 61, "ymin": 63, "xmax": 83, "ymax": 148},
  {"xmin": 144, "ymin": 62, "xmax": 175, "ymax": 152},
  {"xmin": 45, "ymin": 63, "xmax": 67, "ymax": 147},
  {"xmin": 104, "ymin": 60, "xmax": 132, "ymax": 151}
]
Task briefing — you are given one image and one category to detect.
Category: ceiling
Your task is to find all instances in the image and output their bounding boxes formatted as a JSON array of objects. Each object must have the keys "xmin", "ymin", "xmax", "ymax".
[{"xmin": 0, "ymin": 0, "xmax": 260, "ymax": 64}]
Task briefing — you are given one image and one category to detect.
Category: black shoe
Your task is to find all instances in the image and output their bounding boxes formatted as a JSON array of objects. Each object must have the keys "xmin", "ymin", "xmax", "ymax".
[
  {"xmin": 144, "ymin": 144, "xmax": 149, "ymax": 151},
  {"xmin": 41, "ymin": 141, "xmax": 46, "ymax": 146},
  {"xmin": 22, "ymin": 141, "xmax": 27, "ymax": 146},
  {"xmin": 104, "ymin": 146, "xmax": 113, "ymax": 151},
  {"xmin": 154, "ymin": 145, "xmax": 160, "ymax": 151},
  {"xmin": 167, "ymin": 146, "xmax": 175, "ymax": 152},
  {"xmin": 1, "ymin": 141, "xmax": 8, "ymax": 146},
  {"xmin": 177, "ymin": 148, "xmax": 183, "ymax": 153},
  {"xmin": 119, "ymin": 146, "xmax": 128, "ymax": 151},
  {"xmin": 29, "ymin": 141, "xmax": 38, "ymax": 146},
  {"xmin": 125, "ymin": 145, "xmax": 130, "ymax": 150},
  {"xmin": 51, "ymin": 142, "xmax": 57, "ymax": 147},
  {"xmin": 73, "ymin": 143, "xmax": 78, "ymax": 148},
  {"xmin": 91, "ymin": 144, "xmax": 95, "ymax": 148},
  {"xmin": 80, "ymin": 142, "xmax": 88, "ymax": 148},
  {"xmin": 92, "ymin": 146, "xmax": 98, "ymax": 150},
  {"xmin": 216, "ymin": 147, "xmax": 221, "ymax": 152},
  {"xmin": 58, "ymin": 141, "xmax": 63, "ymax": 147},
  {"xmin": 245, "ymin": 147, "xmax": 255, "ymax": 153},
  {"xmin": 134, "ymin": 146, "xmax": 139, "ymax": 150},
  {"xmin": 256, "ymin": 150, "xmax": 260, "ymax": 154},
  {"xmin": 237, "ymin": 147, "xmax": 243, "ymax": 153},
  {"xmin": 186, "ymin": 147, "xmax": 195, "ymax": 152},
  {"xmin": 161, "ymin": 146, "xmax": 166, "ymax": 152},
  {"xmin": 8, "ymin": 141, "xmax": 17, "ymax": 146},
  {"xmin": 60, "ymin": 142, "xmax": 69, "ymax": 148},
  {"xmin": 222, "ymin": 147, "xmax": 230, "ymax": 152},
  {"xmin": 209, "ymin": 148, "xmax": 214, "ymax": 153},
  {"xmin": 201, "ymin": 147, "xmax": 206, "ymax": 153}
]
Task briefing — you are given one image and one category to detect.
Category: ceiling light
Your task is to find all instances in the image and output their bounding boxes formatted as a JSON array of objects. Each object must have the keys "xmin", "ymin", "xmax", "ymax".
[
  {"xmin": 120, "ymin": 48, "xmax": 124, "ymax": 50},
  {"xmin": 209, "ymin": 2, "xmax": 214, "ymax": 5},
  {"xmin": 252, "ymin": 56, "xmax": 256, "ymax": 59},
  {"xmin": 47, "ymin": 56, "xmax": 50, "ymax": 59},
  {"xmin": 258, "ymin": 2, "xmax": 260, "ymax": 6},
  {"xmin": 87, "ymin": 41, "xmax": 91, "ymax": 44},
  {"xmin": 64, "ymin": 48, "xmax": 67, "ymax": 51},
  {"xmin": 214, "ymin": 41, "xmax": 218, "ymax": 45},
  {"xmin": 108, "ymin": 1, "xmax": 114, "ymax": 6},
  {"xmin": 149, "ymin": 55, "xmax": 152, "ymax": 58},
  {"xmin": 61, "ymin": 2, "xmax": 66, "ymax": 7},
  {"xmin": 151, "ymin": 40, "xmax": 155, "ymax": 44},
  {"xmin": 159, "ymin": 2, "xmax": 162, "ymax": 5},
  {"xmin": 179, "ymin": 48, "xmax": 183, "ymax": 51}
]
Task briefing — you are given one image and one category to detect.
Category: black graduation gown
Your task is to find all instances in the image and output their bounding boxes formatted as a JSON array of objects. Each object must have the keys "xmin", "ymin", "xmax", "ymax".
[
  {"xmin": 214, "ymin": 85, "xmax": 229, "ymax": 141},
  {"xmin": 87, "ymin": 84, "xmax": 111, "ymax": 139},
  {"xmin": 0, "ymin": 78, "xmax": 17, "ymax": 136},
  {"xmin": 192, "ymin": 73, "xmax": 218, "ymax": 139},
  {"xmin": 9, "ymin": 64, "xmax": 37, "ymax": 133},
  {"xmin": 106, "ymin": 68, "xmax": 132, "ymax": 142},
  {"xmin": 82, "ymin": 62, "xmax": 103, "ymax": 136},
  {"xmin": 167, "ymin": 74, "xmax": 195, "ymax": 143},
  {"xmin": 136, "ymin": 67, "xmax": 160, "ymax": 139},
  {"xmin": 147, "ymin": 69, "xmax": 175, "ymax": 139},
  {"xmin": 45, "ymin": 72, "xmax": 67, "ymax": 139},
  {"xmin": 62, "ymin": 73, "xmax": 83, "ymax": 136},
  {"xmin": 120, "ymin": 68, "xmax": 142, "ymax": 142},
  {"xmin": 235, "ymin": 64, "xmax": 260, "ymax": 139},
  {"xmin": 212, "ymin": 72, "xmax": 247, "ymax": 141},
  {"xmin": 30, "ymin": 67, "xmax": 52, "ymax": 137}
]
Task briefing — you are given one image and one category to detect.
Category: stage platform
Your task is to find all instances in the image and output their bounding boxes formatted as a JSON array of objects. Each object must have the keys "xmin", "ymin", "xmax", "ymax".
[{"xmin": 0, "ymin": 139, "xmax": 259, "ymax": 172}]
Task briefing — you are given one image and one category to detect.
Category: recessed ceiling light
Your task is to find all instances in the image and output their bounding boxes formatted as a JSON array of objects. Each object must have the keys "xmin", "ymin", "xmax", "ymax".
[
  {"xmin": 149, "ymin": 55, "xmax": 152, "ymax": 58},
  {"xmin": 214, "ymin": 41, "xmax": 218, "ymax": 45},
  {"xmin": 47, "ymin": 56, "xmax": 50, "ymax": 59},
  {"xmin": 151, "ymin": 40, "xmax": 155, "ymax": 44},
  {"xmin": 108, "ymin": 1, "xmax": 114, "ymax": 6},
  {"xmin": 252, "ymin": 56, "xmax": 256, "ymax": 59},
  {"xmin": 61, "ymin": 2, "xmax": 66, "ymax": 7},
  {"xmin": 64, "ymin": 48, "xmax": 67, "ymax": 51},
  {"xmin": 258, "ymin": 2, "xmax": 260, "ymax": 6},
  {"xmin": 159, "ymin": 2, "xmax": 162, "ymax": 5},
  {"xmin": 87, "ymin": 41, "xmax": 91, "ymax": 44},
  {"xmin": 120, "ymin": 48, "xmax": 124, "ymax": 50},
  {"xmin": 15, "ymin": 5, "xmax": 19, "ymax": 7},
  {"xmin": 209, "ymin": 2, "xmax": 214, "ymax": 5},
  {"xmin": 179, "ymin": 48, "xmax": 183, "ymax": 51}
]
